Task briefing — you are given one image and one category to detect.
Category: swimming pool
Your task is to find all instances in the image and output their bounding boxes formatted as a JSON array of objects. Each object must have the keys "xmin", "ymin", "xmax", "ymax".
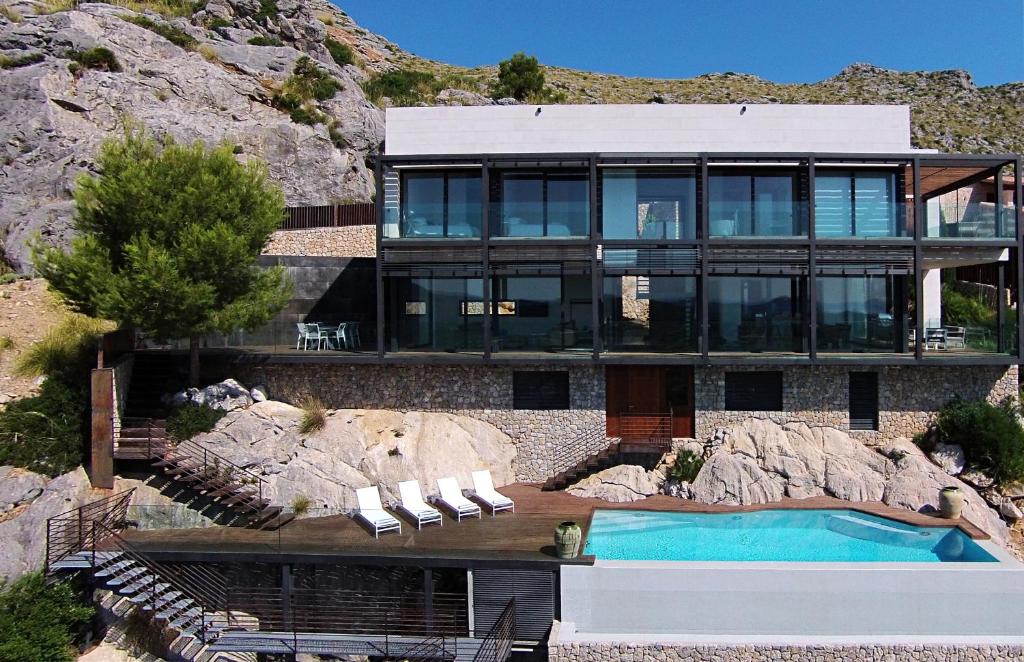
[{"xmin": 582, "ymin": 509, "xmax": 997, "ymax": 562}]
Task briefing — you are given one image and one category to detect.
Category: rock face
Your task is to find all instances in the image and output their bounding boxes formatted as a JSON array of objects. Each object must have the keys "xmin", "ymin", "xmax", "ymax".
[
  {"xmin": 0, "ymin": 1, "xmax": 383, "ymax": 271},
  {"xmin": 687, "ymin": 419, "xmax": 1009, "ymax": 545},
  {"xmin": 567, "ymin": 465, "xmax": 662, "ymax": 503},
  {"xmin": 191, "ymin": 399, "xmax": 517, "ymax": 510},
  {"xmin": 929, "ymin": 442, "xmax": 966, "ymax": 475},
  {"xmin": 0, "ymin": 466, "xmax": 94, "ymax": 582},
  {"xmin": 171, "ymin": 378, "xmax": 254, "ymax": 411}
]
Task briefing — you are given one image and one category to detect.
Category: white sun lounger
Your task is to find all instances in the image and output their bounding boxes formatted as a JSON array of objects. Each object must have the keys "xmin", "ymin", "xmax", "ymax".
[
  {"xmin": 436, "ymin": 477, "xmax": 481, "ymax": 522},
  {"xmin": 355, "ymin": 486, "xmax": 401, "ymax": 538},
  {"xmin": 471, "ymin": 470, "xmax": 515, "ymax": 516},
  {"xmin": 397, "ymin": 480, "xmax": 442, "ymax": 529}
]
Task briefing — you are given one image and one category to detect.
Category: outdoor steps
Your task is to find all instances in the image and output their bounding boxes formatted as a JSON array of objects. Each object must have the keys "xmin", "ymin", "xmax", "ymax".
[{"xmin": 542, "ymin": 441, "xmax": 621, "ymax": 491}]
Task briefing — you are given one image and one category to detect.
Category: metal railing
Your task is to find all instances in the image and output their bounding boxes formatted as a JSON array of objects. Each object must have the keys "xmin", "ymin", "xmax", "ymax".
[
  {"xmin": 114, "ymin": 417, "xmax": 169, "ymax": 460},
  {"xmin": 282, "ymin": 203, "xmax": 375, "ymax": 230},
  {"xmin": 618, "ymin": 412, "xmax": 673, "ymax": 441},
  {"xmin": 472, "ymin": 598, "xmax": 516, "ymax": 662},
  {"xmin": 546, "ymin": 425, "xmax": 615, "ymax": 479},
  {"xmin": 165, "ymin": 439, "xmax": 268, "ymax": 515},
  {"xmin": 45, "ymin": 489, "xmax": 136, "ymax": 573}
]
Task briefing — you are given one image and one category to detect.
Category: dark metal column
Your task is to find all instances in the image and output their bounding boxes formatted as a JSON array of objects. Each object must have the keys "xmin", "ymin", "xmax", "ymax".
[
  {"xmin": 994, "ymin": 165, "xmax": 1003, "ymax": 238},
  {"xmin": 808, "ymin": 156, "xmax": 817, "ymax": 361},
  {"xmin": 482, "ymin": 158, "xmax": 492, "ymax": 360},
  {"xmin": 700, "ymin": 155, "xmax": 710, "ymax": 361},
  {"xmin": 913, "ymin": 158, "xmax": 924, "ymax": 362},
  {"xmin": 590, "ymin": 155, "xmax": 601, "ymax": 360},
  {"xmin": 375, "ymin": 157, "xmax": 385, "ymax": 359},
  {"xmin": 281, "ymin": 563, "xmax": 293, "ymax": 632},
  {"xmin": 998, "ymin": 262, "xmax": 1006, "ymax": 354}
]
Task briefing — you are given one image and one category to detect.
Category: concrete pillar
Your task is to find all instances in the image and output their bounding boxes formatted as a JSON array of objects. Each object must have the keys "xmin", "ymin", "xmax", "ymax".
[{"xmin": 923, "ymin": 268, "xmax": 942, "ymax": 329}]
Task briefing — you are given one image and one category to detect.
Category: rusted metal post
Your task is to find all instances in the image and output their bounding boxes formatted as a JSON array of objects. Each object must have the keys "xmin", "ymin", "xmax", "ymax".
[{"xmin": 90, "ymin": 368, "xmax": 115, "ymax": 488}]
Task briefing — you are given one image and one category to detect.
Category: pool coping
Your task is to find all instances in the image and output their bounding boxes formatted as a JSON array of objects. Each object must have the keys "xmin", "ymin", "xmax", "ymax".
[{"xmin": 574, "ymin": 498, "xmax": 992, "ymax": 563}]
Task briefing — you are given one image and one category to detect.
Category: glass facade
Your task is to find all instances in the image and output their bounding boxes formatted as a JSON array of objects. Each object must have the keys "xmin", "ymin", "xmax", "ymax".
[
  {"xmin": 602, "ymin": 169, "xmax": 697, "ymax": 239},
  {"xmin": 817, "ymin": 276, "xmax": 907, "ymax": 352},
  {"xmin": 602, "ymin": 276, "xmax": 698, "ymax": 352},
  {"xmin": 491, "ymin": 275, "xmax": 592, "ymax": 352},
  {"xmin": 494, "ymin": 172, "xmax": 589, "ymax": 238},
  {"xmin": 708, "ymin": 276, "xmax": 806, "ymax": 352},
  {"xmin": 815, "ymin": 170, "xmax": 904, "ymax": 238},
  {"xmin": 394, "ymin": 171, "xmax": 482, "ymax": 238},
  {"xmin": 388, "ymin": 277, "xmax": 483, "ymax": 352},
  {"xmin": 709, "ymin": 169, "xmax": 805, "ymax": 237}
]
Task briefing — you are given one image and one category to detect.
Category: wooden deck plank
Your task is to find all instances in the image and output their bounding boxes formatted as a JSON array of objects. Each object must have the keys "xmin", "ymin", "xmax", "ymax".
[{"xmin": 120, "ymin": 484, "xmax": 990, "ymax": 565}]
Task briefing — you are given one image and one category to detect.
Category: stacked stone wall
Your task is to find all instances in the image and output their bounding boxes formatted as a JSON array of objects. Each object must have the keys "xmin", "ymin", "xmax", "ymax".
[
  {"xmin": 263, "ymin": 226, "xmax": 376, "ymax": 257},
  {"xmin": 550, "ymin": 642, "xmax": 1024, "ymax": 662}
]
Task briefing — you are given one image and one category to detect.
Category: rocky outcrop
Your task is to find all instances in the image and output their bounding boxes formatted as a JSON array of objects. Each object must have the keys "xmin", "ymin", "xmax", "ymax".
[
  {"xmin": 0, "ymin": 466, "xmax": 94, "ymax": 582},
  {"xmin": 170, "ymin": 378, "xmax": 254, "ymax": 412},
  {"xmin": 684, "ymin": 420, "xmax": 1009, "ymax": 545},
  {"xmin": 0, "ymin": 1, "xmax": 383, "ymax": 271},
  {"xmin": 929, "ymin": 442, "xmax": 966, "ymax": 475},
  {"xmin": 191, "ymin": 399, "xmax": 517, "ymax": 510},
  {"xmin": 566, "ymin": 465, "xmax": 662, "ymax": 502}
]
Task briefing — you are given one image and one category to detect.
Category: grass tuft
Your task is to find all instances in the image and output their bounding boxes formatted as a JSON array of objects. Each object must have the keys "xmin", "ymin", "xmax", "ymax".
[
  {"xmin": 14, "ymin": 314, "xmax": 110, "ymax": 378},
  {"xmin": 297, "ymin": 396, "xmax": 326, "ymax": 434},
  {"xmin": 0, "ymin": 4, "xmax": 23, "ymax": 21},
  {"xmin": 125, "ymin": 14, "xmax": 197, "ymax": 50},
  {"xmin": 291, "ymin": 494, "xmax": 311, "ymax": 517},
  {"xmin": 0, "ymin": 51, "xmax": 43, "ymax": 69}
]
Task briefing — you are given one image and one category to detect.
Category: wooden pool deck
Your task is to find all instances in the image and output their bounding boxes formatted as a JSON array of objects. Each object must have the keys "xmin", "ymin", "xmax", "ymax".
[{"xmin": 121, "ymin": 484, "xmax": 989, "ymax": 566}]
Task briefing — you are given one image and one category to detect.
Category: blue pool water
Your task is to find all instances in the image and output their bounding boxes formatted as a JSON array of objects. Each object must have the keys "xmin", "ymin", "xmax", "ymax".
[{"xmin": 582, "ymin": 509, "xmax": 997, "ymax": 562}]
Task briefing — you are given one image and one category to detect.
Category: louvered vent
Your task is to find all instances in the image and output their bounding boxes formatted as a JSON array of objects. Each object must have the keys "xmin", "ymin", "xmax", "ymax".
[{"xmin": 472, "ymin": 569, "xmax": 555, "ymax": 642}]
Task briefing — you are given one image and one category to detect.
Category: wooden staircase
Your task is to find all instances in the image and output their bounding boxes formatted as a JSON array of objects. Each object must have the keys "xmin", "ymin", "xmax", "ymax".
[{"xmin": 542, "ymin": 440, "xmax": 622, "ymax": 491}]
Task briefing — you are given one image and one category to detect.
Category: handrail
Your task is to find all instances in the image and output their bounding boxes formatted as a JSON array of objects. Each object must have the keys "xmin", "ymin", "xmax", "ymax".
[
  {"xmin": 171, "ymin": 439, "xmax": 267, "ymax": 514},
  {"xmin": 45, "ymin": 488, "xmax": 136, "ymax": 573},
  {"xmin": 618, "ymin": 411, "xmax": 673, "ymax": 440},
  {"xmin": 472, "ymin": 598, "xmax": 516, "ymax": 662}
]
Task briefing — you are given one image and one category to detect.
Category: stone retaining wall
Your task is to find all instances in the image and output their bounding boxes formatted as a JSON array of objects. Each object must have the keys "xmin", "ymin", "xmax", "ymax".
[
  {"xmin": 695, "ymin": 365, "xmax": 1018, "ymax": 443},
  {"xmin": 549, "ymin": 642, "xmax": 1024, "ymax": 662},
  {"xmin": 238, "ymin": 364, "xmax": 604, "ymax": 482},
  {"xmin": 263, "ymin": 225, "xmax": 376, "ymax": 257}
]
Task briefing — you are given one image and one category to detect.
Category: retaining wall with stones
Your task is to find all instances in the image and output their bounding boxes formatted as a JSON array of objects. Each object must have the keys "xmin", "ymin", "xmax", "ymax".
[
  {"xmin": 694, "ymin": 364, "xmax": 1018, "ymax": 443},
  {"xmin": 263, "ymin": 226, "xmax": 376, "ymax": 257},
  {"xmin": 548, "ymin": 642, "xmax": 1024, "ymax": 662},
  {"xmin": 238, "ymin": 364, "xmax": 605, "ymax": 482}
]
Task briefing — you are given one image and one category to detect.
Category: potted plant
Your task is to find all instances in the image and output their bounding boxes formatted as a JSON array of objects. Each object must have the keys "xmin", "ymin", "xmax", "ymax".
[{"xmin": 554, "ymin": 521, "xmax": 582, "ymax": 559}]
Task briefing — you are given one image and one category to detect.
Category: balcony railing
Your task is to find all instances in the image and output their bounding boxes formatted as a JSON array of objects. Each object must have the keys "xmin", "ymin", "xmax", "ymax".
[
  {"xmin": 617, "ymin": 413, "xmax": 673, "ymax": 441},
  {"xmin": 928, "ymin": 202, "xmax": 1017, "ymax": 239}
]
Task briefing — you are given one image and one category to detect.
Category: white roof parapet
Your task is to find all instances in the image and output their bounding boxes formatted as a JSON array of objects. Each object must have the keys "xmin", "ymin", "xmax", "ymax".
[{"xmin": 385, "ymin": 103, "xmax": 923, "ymax": 156}]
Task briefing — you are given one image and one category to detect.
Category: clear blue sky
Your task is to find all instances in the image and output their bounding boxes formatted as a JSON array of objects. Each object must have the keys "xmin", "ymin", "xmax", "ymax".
[{"xmin": 334, "ymin": 0, "xmax": 1024, "ymax": 86}]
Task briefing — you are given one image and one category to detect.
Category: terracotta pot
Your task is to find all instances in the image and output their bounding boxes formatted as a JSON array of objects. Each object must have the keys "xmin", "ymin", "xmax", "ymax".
[
  {"xmin": 554, "ymin": 521, "xmax": 582, "ymax": 559},
  {"xmin": 939, "ymin": 486, "xmax": 965, "ymax": 519}
]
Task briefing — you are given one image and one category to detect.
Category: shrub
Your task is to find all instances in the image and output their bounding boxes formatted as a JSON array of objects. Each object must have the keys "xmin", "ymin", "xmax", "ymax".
[
  {"xmin": 247, "ymin": 35, "xmax": 282, "ymax": 47},
  {"xmin": 491, "ymin": 52, "xmax": 545, "ymax": 101},
  {"xmin": 0, "ymin": 573, "xmax": 93, "ymax": 662},
  {"xmin": 254, "ymin": 0, "xmax": 277, "ymax": 23},
  {"xmin": 207, "ymin": 17, "xmax": 231, "ymax": 29},
  {"xmin": 667, "ymin": 449, "xmax": 704, "ymax": 483},
  {"xmin": 289, "ymin": 106, "xmax": 320, "ymax": 125},
  {"xmin": 66, "ymin": 47, "xmax": 122, "ymax": 73},
  {"xmin": 325, "ymin": 37, "xmax": 355, "ymax": 67},
  {"xmin": 166, "ymin": 402, "xmax": 225, "ymax": 441},
  {"xmin": 0, "ymin": 5, "xmax": 24, "ymax": 23},
  {"xmin": 284, "ymin": 56, "xmax": 340, "ymax": 101},
  {"xmin": 291, "ymin": 494, "xmax": 311, "ymax": 517},
  {"xmin": 0, "ymin": 336, "xmax": 14, "ymax": 351},
  {"xmin": 0, "ymin": 51, "xmax": 43, "ymax": 69},
  {"xmin": 125, "ymin": 15, "xmax": 197, "ymax": 50},
  {"xmin": 122, "ymin": 607, "xmax": 175, "ymax": 658},
  {"xmin": 933, "ymin": 397, "xmax": 1024, "ymax": 486},
  {"xmin": 0, "ymin": 375, "xmax": 89, "ymax": 476},
  {"xmin": 297, "ymin": 396, "xmax": 326, "ymax": 434},
  {"xmin": 362, "ymin": 68, "xmax": 439, "ymax": 106}
]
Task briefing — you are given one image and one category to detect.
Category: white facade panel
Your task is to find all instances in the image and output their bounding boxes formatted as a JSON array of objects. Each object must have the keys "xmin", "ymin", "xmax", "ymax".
[{"xmin": 385, "ymin": 104, "xmax": 917, "ymax": 156}]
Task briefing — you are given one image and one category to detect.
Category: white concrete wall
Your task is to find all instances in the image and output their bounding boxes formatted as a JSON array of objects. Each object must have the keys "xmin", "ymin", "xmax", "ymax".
[
  {"xmin": 385, "ymin": 104, "xmax": 918, "ymax": 156},
  {"xmin": 560, "ymin": 554, "xmax": 1024, "ymax": 639}
]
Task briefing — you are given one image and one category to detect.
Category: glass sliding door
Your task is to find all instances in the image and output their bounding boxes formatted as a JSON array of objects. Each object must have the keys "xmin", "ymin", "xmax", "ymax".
[
  {"xmin": 815, "ymin": 170, "xmax": 902, "ymax": 238},
  {"xmin": 602, "ymin": 169, "xmax": 697, "ymax": 239},
  {"xmin": 491, "ymin": 275, "xmax": 592, "ymax": 352},
  {"xmin": 708, "ymin": 276, "xmax": 806, "ymax": 352},
  {"xmin": 495, "ymin": 171, "xmax": 589, "ymax": 238},
  {"xmin": 388, "ymin": 277, "xmax": 483, "ymax": 352},
  {"xmin": 709, "ymin": 169, "xmax": 804, "ymax": 237},
  {"xmin": 816, "ymin": 275, "xmax": 906, "ymax": 352},
  {"xmin": 602, "ymin": 276, "xmax": 698, "ymax": 352},
  {"xmin": 395, "ymin": 171, "xmax": 482, "ymax": 238}
]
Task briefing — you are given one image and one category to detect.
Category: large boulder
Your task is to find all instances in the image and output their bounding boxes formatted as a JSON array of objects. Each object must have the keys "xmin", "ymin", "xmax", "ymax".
[
  {"xmin": 171, "ymin": 378, "xmax": 253, "ymax": 412},
  {"xmin": 0, "ymin": 466, "xmax": 94, "ymax": 583},
  {"xmin": 191, "ymin": 400, "xmax": 517, "ymax": 510},
  {"xmin": 0, "ymin": 465, "xmax": 47, "ymax": 511},
  {"xmin": 566, "ymin": 465, "xmax": 662, "ymax": 503},
  {"xmin": 690, "ymin": 452, "xmax": 784, "ymax": 505},
  {"xmin": 929, "ymin": 442, "xmax": 966, "ymax": 475}
]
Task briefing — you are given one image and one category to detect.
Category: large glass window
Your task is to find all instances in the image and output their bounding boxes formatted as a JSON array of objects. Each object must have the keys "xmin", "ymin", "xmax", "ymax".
[
  {"xmin": 602, "ymin": 169, "xmax": 697, "ymax": 239},
  {"xmin": 491, "ymin": 275, "xmax": 592, "ymax": 352},
  {"xmin": 393, "ymin": 171, "xmax": 481, "ymax": 238},
  {"xmin": 817, "ymin": 275, "xmax": 907, "ymax": 352},
  {"xmin": 815, "ymin": 170, "xmax": 903, "ymax": 238},
  {"xmin": 495, "ymin": 172, "xmax": 589, "ymax": 238},
  {"xmin": 709, "ymin": 170, "xmax": 804, "ymax": 237},
  {"xmin": 388, "ymin": 277, "xmax": 483, "ymax": 352},
  {"xmin": 708, "ymin": 276, "xmax": 806, "ymax": 352},
  {"xmin": 602, "ymin": 276, "xmax": 697, "ymax": 352}
]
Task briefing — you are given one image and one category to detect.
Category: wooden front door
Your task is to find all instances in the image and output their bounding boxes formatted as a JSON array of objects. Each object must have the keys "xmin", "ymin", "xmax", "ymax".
[{"xmin": 606, "ymin": 366, "xmax": 694, "ymax": 439}]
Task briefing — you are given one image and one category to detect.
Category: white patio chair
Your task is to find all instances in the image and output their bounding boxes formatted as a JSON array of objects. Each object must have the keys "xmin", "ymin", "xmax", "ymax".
[
  {"xmin": 397, "ymin": 480, "xmax": 442, "ymax": 529},
  {"xmin": 944, "ymin": 326, "xmax": 966, "ymax": 350},
  {"xmin": 296, "ymin": 323, "xmax": 313, "ymax": 350},
  {"xmin": 471, "ymin": 470, "xmax": 515, "ymax": 516},
  {"xmin": 354, "ymin": 486, "xmax": 401, "ymax": 538},
  {"xmin": 924, "ymin": 327, "xmax": 947, "ymax": 351},
  {"xmin": 436, "ymin": 477, "xmax": 481, "ymax": 522}
]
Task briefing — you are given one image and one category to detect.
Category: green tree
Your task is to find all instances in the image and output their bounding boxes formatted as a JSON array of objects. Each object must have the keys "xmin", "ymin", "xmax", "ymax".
[
  {"xmin": 34, "ymin": 127, "xmax": 291, "ymax": 385},
  {"xmin": 491, "ymin": 52, "xmax": 546, "ymax": 101},
  {"xmin": 0, "ymin": 573, "xmax": 94, "ymax": 662}
]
